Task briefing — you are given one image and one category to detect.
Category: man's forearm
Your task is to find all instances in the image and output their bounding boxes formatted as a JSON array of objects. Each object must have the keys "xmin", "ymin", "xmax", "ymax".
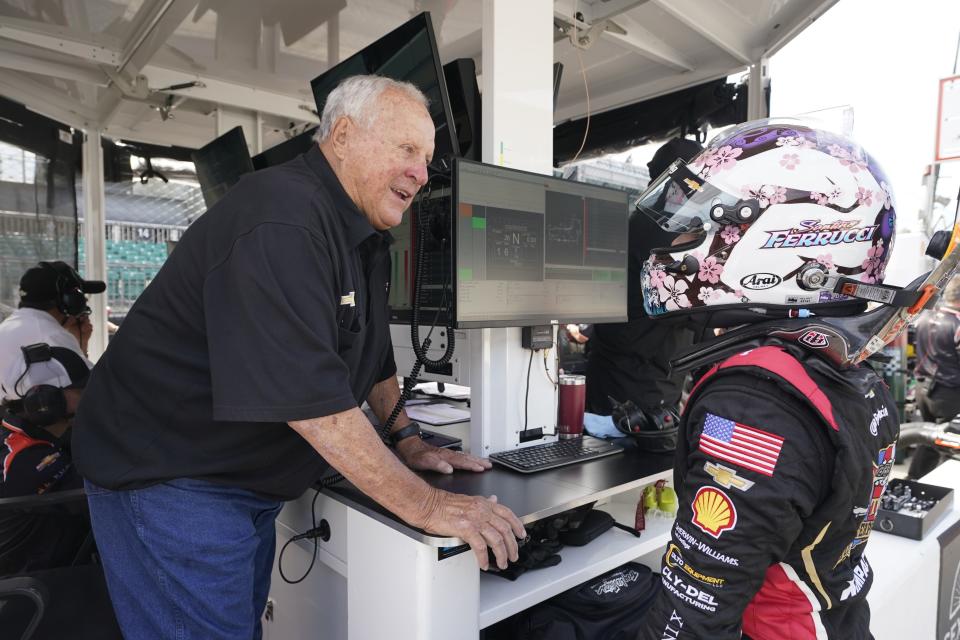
[
  {"xmin": 366, "ymin": 375, "xmax": 410, "ymax": 434},
  {"xmin": 288, "ymin": 407, "xmax": 434, "ymax": 526}
]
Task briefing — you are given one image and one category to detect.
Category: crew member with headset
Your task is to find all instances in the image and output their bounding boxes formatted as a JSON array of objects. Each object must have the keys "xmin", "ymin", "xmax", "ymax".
[
  {"xmin": 0, "ymin": 260, "xmax": 104, "ymax": 396},
  {"xmin": 0, "ymin": 261, "xmax": 104, "ymax": 574},
  {"xmin": 908, "ymin": 275, "xmax": 960, "ymax": 479},
  {"xmin": 0, "ymin": 345, "xmax": 91, "ymax": 574}
]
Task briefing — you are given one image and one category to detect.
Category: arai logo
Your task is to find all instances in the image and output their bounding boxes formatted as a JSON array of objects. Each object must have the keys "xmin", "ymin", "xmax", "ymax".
[{"xmin": 740, "ymin": 273, "xmax": 782, "ymax": 290}]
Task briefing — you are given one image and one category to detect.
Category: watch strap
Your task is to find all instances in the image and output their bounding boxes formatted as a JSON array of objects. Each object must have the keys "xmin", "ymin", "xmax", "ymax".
[{"xmin": 390, "ymin": 421, "xmax": 421, "ymax": 445}]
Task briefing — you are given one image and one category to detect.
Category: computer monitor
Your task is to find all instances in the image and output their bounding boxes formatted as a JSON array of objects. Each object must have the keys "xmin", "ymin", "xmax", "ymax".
[
  {"xmin": 192, "ymin": 127, "xmax": 254, "ymax": 207},
  {"xmin": 443, "ymin": 58, "xmax": 481, "ymax": 162},
  {"xmin": 309, "ymin": 12, "xmax": 460, "ymax": 167},
  {"xmin": 251, "ymin": 127, "xmax": 317, "ymax": 170},
  {"xmin": 453, "ymin": 159, "xmax": 629, "ymax": 328}
]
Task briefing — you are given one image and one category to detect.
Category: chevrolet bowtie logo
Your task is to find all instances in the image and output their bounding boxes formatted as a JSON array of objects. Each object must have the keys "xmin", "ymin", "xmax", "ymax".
[
  {"xmin": 340, "ymin": 291, "xmax": 356, "ymax": 307},
  {"xmin": 704, "ymin": 461, "xmax": 755, "ymax": 492}
]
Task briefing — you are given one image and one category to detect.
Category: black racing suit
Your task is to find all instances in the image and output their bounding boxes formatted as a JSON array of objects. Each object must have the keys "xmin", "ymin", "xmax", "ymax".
[
  {"xmin": 637, "ymin": 343, "xmax": 899, "ymax": 640},
  {"xmin": 0, "ymin": 411, "xmax": 87, "ymax": 575},
  {"xmin": 586, "ymin": 319, "xmax": 691, "ymax": 415}
]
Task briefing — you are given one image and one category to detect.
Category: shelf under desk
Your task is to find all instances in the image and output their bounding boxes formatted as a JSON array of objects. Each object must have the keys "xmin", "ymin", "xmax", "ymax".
[
  {"xmin": 269, "ymin": 446, "xmax": 674, "ymax": 640},
  {"xmin": 478, "ymin": 485, "xmax": 673, "ymax": 628},
  {"xmin": 322, "ymin": 447, "xmax": 674, "ymax": 545}
]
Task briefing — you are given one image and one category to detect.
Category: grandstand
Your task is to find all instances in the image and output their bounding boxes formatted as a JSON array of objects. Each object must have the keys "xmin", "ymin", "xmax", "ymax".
[
  {"xmin": 0, "ymin": 140, "xmax": 202, "ymax": 317},
  {"xmin": 76, "ymin": 175, "xmax": 201, "ymax": 316},
  {"xmin": 78, "ymin": 235, "xmax": 171, "ymax": 313}
]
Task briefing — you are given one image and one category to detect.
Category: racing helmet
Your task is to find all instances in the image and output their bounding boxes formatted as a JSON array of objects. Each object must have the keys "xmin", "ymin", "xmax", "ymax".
[{"xmin": 638, "ymin": 119, "xmax": 896, "ymax": 327}]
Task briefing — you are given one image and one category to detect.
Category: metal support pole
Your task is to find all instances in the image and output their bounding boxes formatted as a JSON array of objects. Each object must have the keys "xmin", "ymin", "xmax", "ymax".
[
  {"xmin": 82, "ymin": 129, "xmax": 108, "ymax": 360},
  {"xmin": 747, "ymin": 56, "xmax": 769, "ymax": 121},
  {"xmin": 327, "ymin": 12, "xmax": 340, "ymax": 67}
]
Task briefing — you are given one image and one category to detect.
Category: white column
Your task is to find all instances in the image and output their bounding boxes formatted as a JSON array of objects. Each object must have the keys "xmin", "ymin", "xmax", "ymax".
[
  {"xmin": 82, "ymin": 129, "xmax": 108, "ymax": 361},
  {"xmin": 327, "ymin": 11, "xmax": 340, "ymax": 67},
  {"xmin": 747, "ymin": 56, "xmax": 769, "ymax": 121},
  {"xmin": 471, "ymin": 0, "xmax": 557, "ymax": 456},
  {"xmin": 481, "ymin": 0, "xmax": 553, "ymax": 173}
]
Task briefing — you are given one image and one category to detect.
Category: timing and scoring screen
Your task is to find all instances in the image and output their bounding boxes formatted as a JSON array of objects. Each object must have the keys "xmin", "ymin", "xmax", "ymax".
[{"xmin": 455, "ymin": 160, "xmax": 628, "ymax": 328}]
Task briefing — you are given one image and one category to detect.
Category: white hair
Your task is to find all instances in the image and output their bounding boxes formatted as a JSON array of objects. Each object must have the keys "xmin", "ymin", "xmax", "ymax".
[{"xmin": 313, "ymin": 75, "xmax": 430, "ymax": 143}]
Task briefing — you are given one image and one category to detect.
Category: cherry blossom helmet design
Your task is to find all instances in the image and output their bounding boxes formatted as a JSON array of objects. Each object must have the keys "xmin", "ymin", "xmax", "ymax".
[{"xmin": 638, "ymin": 119, "xmax": 896, "ymax": 327}]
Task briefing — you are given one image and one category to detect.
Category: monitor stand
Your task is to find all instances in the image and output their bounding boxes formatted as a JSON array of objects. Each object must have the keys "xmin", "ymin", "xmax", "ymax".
[{"xmin": 467, "ymin": 327, "xmax": 559, "ymax": 457}]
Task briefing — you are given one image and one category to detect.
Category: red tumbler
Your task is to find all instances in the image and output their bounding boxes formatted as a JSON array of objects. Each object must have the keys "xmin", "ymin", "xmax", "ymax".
[{"xmin": 558, "ymin": 374, "xmax": 586, "ymax": 439}]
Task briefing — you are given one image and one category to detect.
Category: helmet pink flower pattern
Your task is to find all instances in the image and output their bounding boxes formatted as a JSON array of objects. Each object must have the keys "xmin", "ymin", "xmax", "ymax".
[{"xmin": 640, "ymin": 121, "xmax": 896, "ymax": 319}]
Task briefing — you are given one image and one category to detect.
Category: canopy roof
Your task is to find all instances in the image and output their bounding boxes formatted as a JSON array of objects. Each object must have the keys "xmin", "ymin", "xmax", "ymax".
[{"xmin": 0, "ymin": 0, "xmax": 835, "ymax": 150}]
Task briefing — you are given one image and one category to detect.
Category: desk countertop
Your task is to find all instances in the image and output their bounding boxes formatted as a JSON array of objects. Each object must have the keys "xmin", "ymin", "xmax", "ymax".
[{"xmin": 322, "ymin": 447, "xmax": 673, "ymax": 546}]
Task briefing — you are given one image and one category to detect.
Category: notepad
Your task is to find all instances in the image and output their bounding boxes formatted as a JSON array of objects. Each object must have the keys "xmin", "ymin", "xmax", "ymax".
[{"xmin": 406, "ymin": 403, "xmax": 471, "ymax": 426}]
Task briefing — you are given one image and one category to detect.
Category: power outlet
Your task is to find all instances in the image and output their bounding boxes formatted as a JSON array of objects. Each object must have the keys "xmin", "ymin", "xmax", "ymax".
[{"xmin": 521, "ymin": 325, "xmax": 553, "ymax": 350}]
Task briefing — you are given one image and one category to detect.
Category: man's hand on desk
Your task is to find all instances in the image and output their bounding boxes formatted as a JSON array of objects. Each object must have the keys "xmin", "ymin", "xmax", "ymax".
[
  {"xmin": 419, "ymin": 491, "xmax": 526, "ymax": 571},
  {"xmin": 395, "ymin": 436, "xmax": 491, "ymax": 474}
]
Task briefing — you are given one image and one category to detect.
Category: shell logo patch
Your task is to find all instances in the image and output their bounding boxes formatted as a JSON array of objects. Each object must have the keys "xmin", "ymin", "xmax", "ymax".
[{"xmin": 691, "ymin": 486, "xmax": 737, "ymax": 539}]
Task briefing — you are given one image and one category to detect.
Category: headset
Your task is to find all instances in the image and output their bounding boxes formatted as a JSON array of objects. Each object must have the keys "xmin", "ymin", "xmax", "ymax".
[
  {"xmin": 13, "ymin": 343, "xmax": 90, "ymax": 428},
  {"xmin": 38, "ymin": 261, "xmax": 90, "ymax": 317}
]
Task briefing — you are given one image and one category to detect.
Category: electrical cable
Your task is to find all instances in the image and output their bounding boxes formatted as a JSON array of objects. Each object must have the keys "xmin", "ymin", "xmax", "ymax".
[
  {"xmin": 523, "ymin": 349, "xmax": 534, "ymax": 433},
  {"xmin": 278, "ymin": 488, "xmax": 321, "ymax": 584},
  {"xmin": 543, "ymin": 347, "xmax": 558, "ymax": 386},
  {"xmin": 569, "ymin": 47, "xmax": 591, "ymax": 164},
  {"xmin": 409, "ymin": 174, "xmax": 456, "ymax": 370},
  {"xmin": 386, "ymin": 172, "xmax": 455, "ymax": 433},
  {"xmin": 12, "ymin": 364, "xmax": 30, "ymax": 398},
  {"xmin": 568, "ymin": 2, "xmax": 592, "ymax": 165}
]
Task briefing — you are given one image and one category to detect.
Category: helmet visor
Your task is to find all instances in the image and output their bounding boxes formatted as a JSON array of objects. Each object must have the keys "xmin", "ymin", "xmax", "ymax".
[{"xmin": 634, "ymin": 160, "xmax": 745, "ymax": 246}]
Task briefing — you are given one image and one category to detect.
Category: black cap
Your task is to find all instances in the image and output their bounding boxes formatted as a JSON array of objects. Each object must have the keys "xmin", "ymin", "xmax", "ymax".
[
  {"xmin": 647, "ymin": 138, "xmax": 704, "ymax": 183},
  {"xmin": 19, "ymin": 261, "xmax": 106, "ymax": 308}
]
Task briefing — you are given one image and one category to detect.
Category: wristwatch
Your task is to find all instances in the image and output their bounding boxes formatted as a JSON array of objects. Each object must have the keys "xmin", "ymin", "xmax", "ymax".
[{"xmin": 390, "ymin": 421, "xmax": 422, "ymax": 446}]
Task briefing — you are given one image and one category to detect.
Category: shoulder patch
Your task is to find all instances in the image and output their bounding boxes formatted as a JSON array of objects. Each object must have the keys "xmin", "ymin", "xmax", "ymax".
[
  {"xmin": 704, "ymin": 461, "xmax": 755, "ymax": 491},
  {"xmin": 699, "ymin": 413, "xmax": 785, "ymax": 477},
  {"xmin": 691, "ymin": 486, "xmax": 737, "ymax": 538}
]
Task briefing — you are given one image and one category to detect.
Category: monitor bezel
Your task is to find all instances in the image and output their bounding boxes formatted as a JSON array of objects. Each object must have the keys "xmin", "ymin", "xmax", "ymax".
[
  {"xmin": 452, "ymin": 157, "xmax": 630, "ymax": 329},
  {"xmin": 309, "ymin": 11, "xmax": 460, "ymax": 164},
  {"xmin": 251, "ymin": 127, "xmax": 317, "ymax": 171},
  {"xmin": 191, "ymin": 126, "xmax": 254, "ymax": 208}
]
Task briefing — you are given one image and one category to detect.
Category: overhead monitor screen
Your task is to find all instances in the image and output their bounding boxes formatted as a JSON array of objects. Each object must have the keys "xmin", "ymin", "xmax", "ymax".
[
  {"xmin": 191, "ymin": 127, "xmax": 254, "ymax": 207},
  {"xmin": 310, "ymin": 12, "xmax": 459, "ymax": 166}
]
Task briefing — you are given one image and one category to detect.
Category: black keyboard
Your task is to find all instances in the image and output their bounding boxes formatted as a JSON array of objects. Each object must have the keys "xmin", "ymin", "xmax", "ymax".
[{"xmin": 489, "ymin": 436, "xmax": 624, "ymax": 473}]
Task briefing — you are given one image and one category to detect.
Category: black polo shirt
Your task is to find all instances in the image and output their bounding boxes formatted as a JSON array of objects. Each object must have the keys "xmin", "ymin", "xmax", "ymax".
[{"xmin": 72, "ymin": 146, "xmax": 397, "ymax": 500}]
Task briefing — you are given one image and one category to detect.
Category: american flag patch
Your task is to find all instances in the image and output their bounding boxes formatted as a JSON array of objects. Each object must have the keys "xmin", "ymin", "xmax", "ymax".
[{"xmin": 699, "ymin": 413, "xmax": 785, "ymax": 477}]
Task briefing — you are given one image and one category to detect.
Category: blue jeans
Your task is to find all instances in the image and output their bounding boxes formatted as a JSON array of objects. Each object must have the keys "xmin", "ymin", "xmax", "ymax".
[{"xmin": 85, "ymin": 478, "xmax": 283, "ymax": 640}]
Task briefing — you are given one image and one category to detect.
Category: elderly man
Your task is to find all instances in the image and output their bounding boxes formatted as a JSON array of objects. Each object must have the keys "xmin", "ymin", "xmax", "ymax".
[{"xmin": 73, "ymin": 76, "xmax": 524, "ymax": 639}]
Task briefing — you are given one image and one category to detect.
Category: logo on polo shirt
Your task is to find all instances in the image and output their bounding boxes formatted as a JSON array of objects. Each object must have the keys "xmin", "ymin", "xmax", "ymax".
[{"xmin": 340, "ymin": 291, "xmax": 355, "ymax": 307}]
